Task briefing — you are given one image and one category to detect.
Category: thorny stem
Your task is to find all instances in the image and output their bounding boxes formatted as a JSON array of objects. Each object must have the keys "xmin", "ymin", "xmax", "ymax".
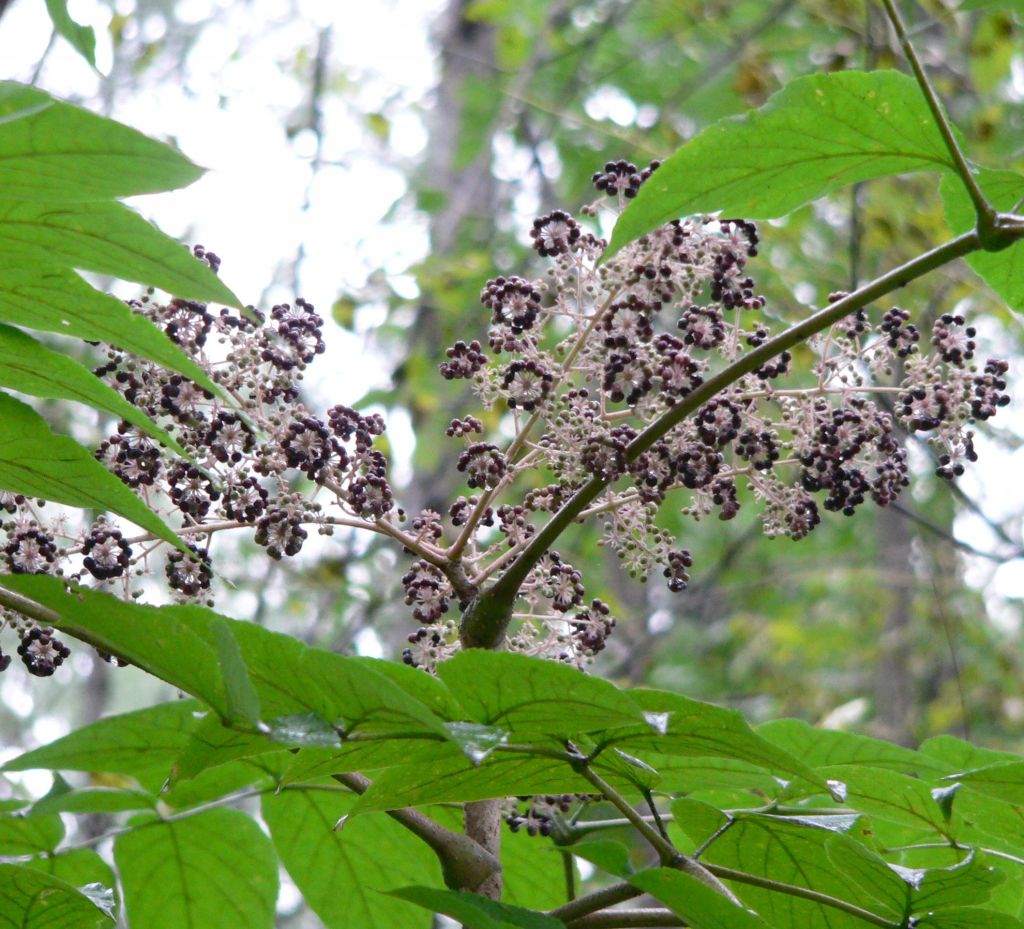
[
  {"xmin": 461, "ymin": 229, "xmax": 984, "ymax": 648},
  {"xmin": 878, "ymin": 0, "xmax": 996, "ymax": 235}
]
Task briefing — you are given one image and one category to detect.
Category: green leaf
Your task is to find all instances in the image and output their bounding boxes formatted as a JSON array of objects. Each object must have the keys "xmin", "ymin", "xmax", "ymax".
[
  {"xmin": 0, "ymin": 322, "xmax": 186, "ymax": 455},
  {"xmin": 622, "ymin": 691, "xmax": 831, "ymax": 790},
  {"xmin": 823, "ymin": 765, "xmax": 953, "ymax": 834},
  {"xmin": 279, "ymin": 741, "xmax": 442, "ymax": 786},
  {"xmin": 0, "ymin": 394, "xmax": 181, "ymax": 546},
  {"xmin": 0, "ymin": 811, "xmax": 63, "ymax": 855},
  {"xmin": 437, "ymin": 650, "xmax": 645, "ymax": 740},
  {"xmin": 0, "ymin": 83, "xmax": 202, "ymax": 199},
  {"xmin": 920, "ymin": 735, "xmax": 1019, "ymax": 772},
  {"xmin": 824, "ymin": 834, "xmax": 910, "ymax": 919},
  {"xmin": 953, "ymin": 761, "xmax": 1024, "ymax": 805},
  {"xmin": 630, "ymin": 868, "xmax": 775, "ymax": 929},
  {"xmin": 0, "ymin": 579, "xmax": 229, "ymax": 716},
  {"xmin": 0, "ymin": 202, "xmax": 238, "ymax": 306},
  {"xmin": 301, "ymin": 648, "xmax": 451, "ymax": 737},
  {"xmin": 0, "ymin": 864, "xmax": 113, "ymax": 929},
  {"xmin": 32, "ymin": 775, "xmax": 152, "ymax": 815},
  {"xmin": 388, "ymin": 887, "xmax": 563, "ymax": 929},
  {"xmin": 268, "ymin": 712, "xmax": 341, "ymax": 747},
  {"xmin": 351, "ymin": 746, "xmax": 623, "ymax": 813},
  {"xmin": 23, "ymin": 849, "xmax": 116, "ymax": 897},
  {"xmin": 2, "ymin": 699, "xmax": 200, "ymax": 783},
  {"xmin": 0, "ymin": 256, "xmax": 217, "ymax": 392},
  {"xmin": 159, "ymin": 757, "xmax": 275, "ymax": 810},
  {"xmin": 941, "ymin": 168, "xmax": 1024, "ymax": 315},
  {"xmin": 674, "ymin": 812, "xmax": 890, "ymax": 929},
  {"xmin": 262, "ymin": 788, "xmax": 442, "ymax": 929},
  {"xmin": 569, "ymin": 840, "xmax": 635, "ymax": 878},
  {"xmin": 916, "ymin": 908, "xmax": 1024, "ymax": 929},
  {"xmin": 608, "ymin": 70, "xmax": 955, "ymax": 257},
  {"xmin": 445, "ymin": 721, "xmax": 509, "ymax": 764},
  {"xmin": 42, "ymin": 2, "xmax": 97, "ymax": 68},
  {"xmin": 501, "ymin": 829, "xmax": 566, "ymax": 911},
  {"xmin": 211, "ymin": 617, "xmax": 262, "ymax": 728},
  {"xmin": 350, "ymin": 656, "xmax": 466, "ymax": 720},
  {"xmin": 114, "ymin": 809, "xmax": 277, "ymax": 929},
  {"xmin": 911, "ymin": 852, "xmax": 1006, "ymax": 912},
  {"xmin": 759, "ymin": 719, "xmax": 945, "ymax": 775}
]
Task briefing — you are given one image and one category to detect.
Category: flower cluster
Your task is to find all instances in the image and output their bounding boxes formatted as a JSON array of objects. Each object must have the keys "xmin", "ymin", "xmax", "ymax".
[
  {"xmin": 0, "ymin": 248, "xmax": 403, "ymax": 675},
  {"xmin": 0, "ymin": 162, "xmax": 1011, "ymax": 679}
]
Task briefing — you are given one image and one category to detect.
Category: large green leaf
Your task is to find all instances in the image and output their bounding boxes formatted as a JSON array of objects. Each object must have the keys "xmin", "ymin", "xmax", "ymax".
[
  {"xmin": 262, "ymin": 788, "xmax": 442, "ymax": 929},
  {"xmin": 910, "ymin": 853, "xmax": 1005, "ymax": 911},
  {"xmin": 621, "ymin": 691, "xmax": 830, "ymax": 790},
  {"xmin": 0, "ymin": 203, "xmax": 236, "ymax": 306},
  {"xmin": 436, "ymin": 650, "xmax": 645, "ymax": 740},
  {"xmin": 501, "ymin": 828, "xmax": 566, "ymax": 911},
  {"xmin": 919, "ymin": 735, "xmax": 1020, "ymax": 772},
  {"xmin": 23, "ymin": 850, "xmax": 116, "ymax": 898},
  {"xmin": 0, "ymin": 83, "xmax": 199, "ymax": 200},
  {"xmin": 916, "ymin": 909, "xmax": 1024, "ymax": 929},
  {"xmin": 0, "ymin": 864, "xmax": 113, "ymax": 929},
  {"xmin": 759, "ymin": 719, "xmax": 946, "ymax": 776},
  {"xmin": 824, "ymin": 834, "xmax": 909, "ymax": 919},
  {"xmin": 941, "ymin": 168, "xmax": 1024, "ymax": 315},
  {"xmin": 0, "ymin": 322, "xmax": 185, "ymax": 454},
  {"xmin": 0, "ymin": 394, "xmax": 181, "ymax": 546},
  {"xmin": 114, "ymin": 809, "xmax": 277, "ymax": 929},
  {"xmin": 351, "ymin": 746, "xmax": 628, "ymax": 813},
  {"xmin": 0, "ymin": 578, "xmax": 229, "ymax": 716},
  {"xmin": 0, "ymin": 811, "xmax": 63, "ymax": 855},
  {"xmin": 608, "ymin": 70, "xmax": 954, "ymax": 257},
  {"xmin": 173, "ymin": 716, "xmax": 287, "ymax": 782},
  {"xmin": 630, "ymin": 868, "xmax": 776, "ymax": 929},
  {"xmin": 0, "ymin": 256, "xmax": 217, "ymax": 392},
  {"xmin": 674, "ymin": 811, "xmax": 891, "ymax": 929},
  {"xmin": 952, "ymin": 761, "xmax": 1024, "ymax": 806},
  {"xmin": 388, "ymin": 887, "xmax": 562, "ymax": 929},
  {"xmin": 822, "ymin": 765, "xmax": 952, "ymax": 835},
  {"xmin": 301, "ymin": 648, "xmax": 451, "ymax": 737},
  {"xmin": 1, "ymin": 699, "xmax": 200, "ymax": 782}
]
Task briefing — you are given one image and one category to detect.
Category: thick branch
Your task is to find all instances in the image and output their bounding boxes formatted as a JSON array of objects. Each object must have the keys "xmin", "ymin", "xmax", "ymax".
[
  {"xmin": 331, "ymin": 774, "xmax": 500, "ymax": 892},
  {"xmin": 549, "ymin": 883, "xmax": 643, "ymax": 923},
  {"xmin": 461, "ymin": 230, "xmax": 982, "ymax": 648}
]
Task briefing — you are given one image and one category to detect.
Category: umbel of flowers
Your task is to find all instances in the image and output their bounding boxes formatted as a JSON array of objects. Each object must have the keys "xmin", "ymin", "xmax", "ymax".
[{"xmin": 0, "ymin": 163, "xmax": 1009, "ymax": 676}]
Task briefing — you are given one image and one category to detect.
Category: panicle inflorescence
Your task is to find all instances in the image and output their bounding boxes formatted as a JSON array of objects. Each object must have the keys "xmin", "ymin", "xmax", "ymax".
[{"xmin": 0, "ymin": 165, "xmax": 1012, "ymax": 679}]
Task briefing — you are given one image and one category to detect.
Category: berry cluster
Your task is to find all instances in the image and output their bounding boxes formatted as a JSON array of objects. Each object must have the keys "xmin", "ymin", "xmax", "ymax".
[{"xmin": 0, "ymin": 163, "xmax": 1011, "ymax": 680}]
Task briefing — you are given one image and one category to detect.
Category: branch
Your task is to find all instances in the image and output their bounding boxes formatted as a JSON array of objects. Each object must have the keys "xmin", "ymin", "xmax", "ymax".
[
  {"xmin": 704, "ymin": 863, "xmax": 900, "ymax": 929},
  {"xmin": 570, "ymin": 758, "xmax": 740, "ymax": 904},
  {"xmin": 460, "ymin": 229, "xmax": 983, "ymax": 648},
  {"xmin": 548, "ymin": 883, "xmax": 643, "ymax": 923},
  {"xmin": 329, "ymin": 773, "xmax": 500, "ymax": 893},
  {"xmin": 567, "ymin": 909, "xmax": 683, "ymax": 929},
  {"xmin": 878, "ymin": 0, "xmax": 996, "ymax": 233}
]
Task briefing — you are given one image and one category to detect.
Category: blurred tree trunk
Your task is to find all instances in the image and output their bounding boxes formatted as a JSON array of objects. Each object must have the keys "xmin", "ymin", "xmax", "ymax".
[
  {"xmin": 401, "ymin": 0, "xmax": 498, "ymax": 518},
  {"xmin": 872, "ymin": 501, "xmax": 916, "ymax": 745}
]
